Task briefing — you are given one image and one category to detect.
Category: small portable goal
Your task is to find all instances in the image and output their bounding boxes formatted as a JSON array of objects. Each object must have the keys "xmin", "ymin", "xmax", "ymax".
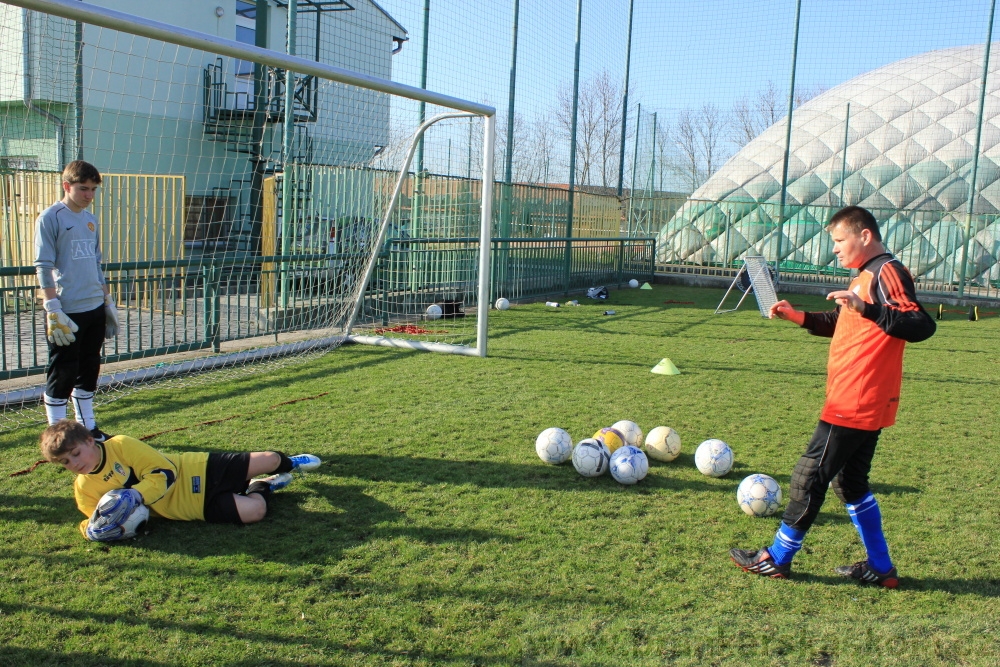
[{"xmin": 715, "ymin": 254, "xmax": 779, "ymax": 317}]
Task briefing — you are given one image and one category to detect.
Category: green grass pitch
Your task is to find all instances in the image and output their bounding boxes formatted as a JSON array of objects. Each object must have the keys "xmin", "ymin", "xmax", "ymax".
[{"xmin": 2, "ymin": 284, "xmax": 999, "ymax": 666}]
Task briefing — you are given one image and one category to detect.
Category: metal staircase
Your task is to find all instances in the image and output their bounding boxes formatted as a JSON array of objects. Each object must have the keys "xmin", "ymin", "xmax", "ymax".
[{"xmin": 202, "ymin": 57, "xmax": 318, "ymax": 252}]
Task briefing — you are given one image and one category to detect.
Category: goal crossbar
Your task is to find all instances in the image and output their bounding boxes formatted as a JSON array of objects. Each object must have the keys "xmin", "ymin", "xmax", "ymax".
[{"xmin": 2, "ymin": 0, "xmax": 495, "ymax": 117}]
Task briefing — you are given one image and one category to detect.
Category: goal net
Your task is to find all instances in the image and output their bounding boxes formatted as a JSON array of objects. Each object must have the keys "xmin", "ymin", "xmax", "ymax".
[{"xmin": 0, "ymin": 0, "xmax": 494, "ymax": 430}]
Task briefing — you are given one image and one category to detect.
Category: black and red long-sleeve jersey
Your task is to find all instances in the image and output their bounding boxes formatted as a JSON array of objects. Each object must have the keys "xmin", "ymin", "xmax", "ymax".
[{"xmin": 800, "ymin": 253, "xmax": 935, "ymax": 431}]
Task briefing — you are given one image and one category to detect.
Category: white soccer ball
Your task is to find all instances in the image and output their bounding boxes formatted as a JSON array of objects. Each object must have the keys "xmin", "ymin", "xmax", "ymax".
[
  {"xmin": 628, "ymin": 279, "xmax": 639, "ymax": 288},
  {"xmin": 611, "ymin": 420, "xmax": 643, "ymax": 448},
  {"xmin": 572, "ymin": 438, "xmax": 611, "ymax": 477},
  {"xmin": 495, "ymin": 297, "xmax": 510, "ymax": 310},
  {"xmin": 694, "ymin": 438, "xmax": 733, "ymax": 477},
  {"xmin": 535, "ymin": 427, "xmax": 573, "ymax": 465},
  {"xmin": 426, "ymin": 304, "xmax": 443, "ymax": 320},
  {"xmin": 609, "ymin": 445, "xmax": 649, "ymax": 485},
  {"xmin": 644, "ymin": 426, "xmax": 681, "ymax": 462},
  {"xmin": 737, "ymin": 473, "xmax": 783, "ymax": 517},
  {"xmin": 119, "ymin": 503, "xmax": 150, "ymax": 538}
]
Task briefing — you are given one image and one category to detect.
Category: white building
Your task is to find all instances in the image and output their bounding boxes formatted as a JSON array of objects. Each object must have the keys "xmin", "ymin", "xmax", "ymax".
[{"xmin": 0, "ymin": 0, "xmax": 407, "ymax": 249}]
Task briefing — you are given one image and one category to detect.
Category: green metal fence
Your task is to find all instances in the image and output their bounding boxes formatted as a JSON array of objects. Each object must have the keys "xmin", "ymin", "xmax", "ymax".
[{"xmin": 0, "ymin": 236, "xmax": 653, "ymax": 381}]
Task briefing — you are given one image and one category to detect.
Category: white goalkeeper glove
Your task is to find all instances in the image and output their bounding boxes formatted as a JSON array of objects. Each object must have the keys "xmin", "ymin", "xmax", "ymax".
[
  {"xmin": 85, "ymin": 488, "xmax": 145, "ymax": 542},
  {"xmin": 104, "ymin": 294, "xmax": 120, "ymax": 340},
  {"xmin": 43, "ymin": 298, "xmax": 79, "ymax": 346}
]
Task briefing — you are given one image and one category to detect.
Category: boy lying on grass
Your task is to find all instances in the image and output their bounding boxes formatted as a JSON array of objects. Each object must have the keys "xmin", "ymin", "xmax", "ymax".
[{"xmin": 40, "ymin": 419, "xmax": 320, "ymax": 541}]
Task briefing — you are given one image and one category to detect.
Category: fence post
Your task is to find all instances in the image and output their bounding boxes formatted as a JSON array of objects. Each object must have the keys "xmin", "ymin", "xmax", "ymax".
[
  {"xmin": 209, "ymin": 261, "xmax": 221, "ymax": 352},
  {"xmin": 413, "ymin": 0, "xmax": 431, "ymax": 246},
  {"xmin": 959, "ymin": 0, "xmax": 996, "ymax": 297},
  {"xmin": 616, "ymin": 239, "xmax": 625, "ymax": 287},
  {"xmin": 280, "ymin": 0, "xmax": 297, "ymax": 310},
  {"xmin": 564, "ymin": 0, "xmax": 583, "ymax": 295},
  {"xmin": 616, "ymin": 0, "xmax": 635, "ymax": 198},
  {"xmin": 628, "ymin": 103, "xmax": 641, "ymax": 238},
  {"xmin": 775, "ymin": 0, "xmax": 802, "ymax": 281},
  {"xmin": 839, "ymin": 102, "xmax": 851, "ymax": 206},
  {"xmin": 498, "ymin": 0, "xmax": 520, "ymax": 294}
]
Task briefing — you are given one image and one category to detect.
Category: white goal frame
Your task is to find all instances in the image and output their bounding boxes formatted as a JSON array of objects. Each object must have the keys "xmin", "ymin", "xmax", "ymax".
[
  {"xmin": 5, "ymin": 0, "xmax": 497, "ymax": 358},
  {"xmin": 345, "ymin": 111, "xmax": 495, "ymax": 357}
]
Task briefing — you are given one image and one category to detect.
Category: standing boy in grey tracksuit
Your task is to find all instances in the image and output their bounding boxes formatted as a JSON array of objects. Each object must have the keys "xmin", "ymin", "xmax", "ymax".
[{"xmin": 34, "ymin": 160, "xmax": 119, "ymax": 440}]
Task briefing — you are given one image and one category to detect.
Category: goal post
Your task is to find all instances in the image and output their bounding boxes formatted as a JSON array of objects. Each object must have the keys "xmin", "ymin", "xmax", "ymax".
[
  {"xmin": 345, "ymin": 111, "xmax": 495, "ymax": 357},
  {"xmin": 0, "ymin": 0, "xmax": 497, "ymax": 428}
]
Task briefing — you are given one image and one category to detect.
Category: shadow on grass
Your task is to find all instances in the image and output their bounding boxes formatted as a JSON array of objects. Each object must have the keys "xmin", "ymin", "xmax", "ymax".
[
  {"xmin": 0, "ymin": 491, "xmax": 76, "ymax": 524},
  {"xmin": 0, "ymin": 648, "xmax": 171, "ymax": 667},
  {"xmin": 323, "ymin": 454, "xmax": 728, "ymax": 496},
  {"xmin": 794, "ymin": 572, "xmax": 1000, "ymax": 597},
  {"xmin": 113, "ymin": 347, "xmax": 414, "ymax": 426},
  {"xmin": 0, "ymin": 606, "xmax": 530, "ymax": 666}
]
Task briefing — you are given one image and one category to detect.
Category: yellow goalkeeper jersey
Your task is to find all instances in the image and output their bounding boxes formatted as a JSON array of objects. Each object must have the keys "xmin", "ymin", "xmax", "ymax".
[{"xmin": 74, "ymin": 435, "xmax": 210, "ymax": 536}]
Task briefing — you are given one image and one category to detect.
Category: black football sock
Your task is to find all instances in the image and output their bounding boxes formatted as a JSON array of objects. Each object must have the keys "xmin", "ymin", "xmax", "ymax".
[{"xmin": 274, "ymin": 451, "xmax": 294, "ymax": 473}]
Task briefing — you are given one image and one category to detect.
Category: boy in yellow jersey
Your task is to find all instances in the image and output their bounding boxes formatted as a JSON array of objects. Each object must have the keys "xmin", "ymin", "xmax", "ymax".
[{"xmin": 40, "ymin": 420, "xmax": 321, "ymax": 541}]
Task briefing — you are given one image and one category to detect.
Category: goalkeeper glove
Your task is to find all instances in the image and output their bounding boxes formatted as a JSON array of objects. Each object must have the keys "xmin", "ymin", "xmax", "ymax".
[
  {"xmin": 104, "ymin": 294, "xmax": 120, "ymax": 340},
  {"xmin": 43, "ymin": 298, "xmax": 79, "ymax": 346},
  {"xmin": 85, "ymin": 518, "xmax": 126, "ymax": 542},
  {"xmin": 92, "ymin": 488, "xmax": 143, "ymax": 527}
]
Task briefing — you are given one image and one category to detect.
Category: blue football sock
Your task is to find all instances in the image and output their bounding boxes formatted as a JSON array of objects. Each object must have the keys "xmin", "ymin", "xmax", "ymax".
[
  {"xmin": 767, "ymin": 522, "xmax": 806, "ymax": 566},
  {"xmin": 845, "ymin": 492, "xmax": 893, "ymax": 574}
]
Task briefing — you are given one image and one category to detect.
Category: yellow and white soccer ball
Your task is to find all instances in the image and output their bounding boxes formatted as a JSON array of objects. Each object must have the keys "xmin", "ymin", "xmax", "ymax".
[
  {"xmin": 737, "ymin": 473, "xmax": 782, "ymax": 517},
  {"xmin": 592, "ymin": 426, "xmax": 626, "ymax": 454},
  {"xmin": 535, "ymin": 427, "xmax": 573, "ymax": 465},
  {"xmin": 644, "ymin": 426, "xmax": 681, "ymax": 462},
  {"xmin": 611, "ymin": 420, "xmax": 643, "ymax": 448}
]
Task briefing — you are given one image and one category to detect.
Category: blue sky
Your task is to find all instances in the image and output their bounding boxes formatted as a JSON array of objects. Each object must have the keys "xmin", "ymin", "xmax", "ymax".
[
  {"xmin": 373, "ymin": 0, "xmax": 997, "ymax": 184},
  {"xmin": 377, "ymin": 0, "xmax": 995, "ymax": 113}
]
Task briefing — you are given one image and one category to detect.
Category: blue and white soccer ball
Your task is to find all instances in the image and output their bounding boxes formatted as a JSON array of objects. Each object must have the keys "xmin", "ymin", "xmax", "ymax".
[
  {"xmin": 609, "ymin": 445, "xmax": 649, "ymax": 485},
  {"xmin": 628, "ymin": 279, "xmax": 639, "ymax": 288},
  {"xmin": 495, "ymin": 297, "xmax": 510, "ymax": 310},
  {"xmin": 535, "ymin": 427, "xmax": 573, "ymax": 465},
  {"xmin": 737, "ymin": 473, "xmax": 782, "ymax": 517},
  {"xmin": 426, "ymin": 304, "xmax": 443, "ymax": 320},
  {"xmin": 611, "ymin": 420, "xmax": 643, "ymax": 448},
  {"xmin": 694, "ymin": 438, "xmax": 733, "ymax": 477},
  {"xmin": 572, "ymin": 438, "xmax": 611, "ymax": 477}
]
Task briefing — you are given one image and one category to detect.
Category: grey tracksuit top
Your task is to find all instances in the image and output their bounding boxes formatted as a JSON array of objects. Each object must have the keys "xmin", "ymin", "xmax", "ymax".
[{"xmin": 33, "ymin": 201, "xmax": 106, "ymax": 314}]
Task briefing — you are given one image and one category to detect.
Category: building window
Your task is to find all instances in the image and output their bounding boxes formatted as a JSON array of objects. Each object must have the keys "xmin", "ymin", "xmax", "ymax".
[
  {"xmin": 235, "ymin": 1, "xmax": 257, "ymax": 78},
  {"xmin": 1, "ymin": 156, "xmax": 40, "ymax": 171}
]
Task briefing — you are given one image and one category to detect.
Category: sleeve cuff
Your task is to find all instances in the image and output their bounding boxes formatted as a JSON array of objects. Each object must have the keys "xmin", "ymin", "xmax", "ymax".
[{"xmin": 862, "ymin": 301, "xmax": 881, "ymax": 320}]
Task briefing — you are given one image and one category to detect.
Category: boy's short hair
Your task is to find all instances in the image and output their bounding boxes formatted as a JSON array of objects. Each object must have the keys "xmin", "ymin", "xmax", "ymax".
[
  {"xmin": 61, "ymin": 160, "xmax": 102, "ymax": 185},
  {"xmin": 40, "ymin": 420, "xmax": 94, "ymax": 460},
  {"xmin": 828, "ymin": 205, "xmax": 882, "ymax": 243}
]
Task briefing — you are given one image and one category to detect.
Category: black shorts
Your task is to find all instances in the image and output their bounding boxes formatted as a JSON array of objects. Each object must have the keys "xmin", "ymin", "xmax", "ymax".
[{"xmin": 203, "ymin": 452, "xmax": 251, "ymax": 524}]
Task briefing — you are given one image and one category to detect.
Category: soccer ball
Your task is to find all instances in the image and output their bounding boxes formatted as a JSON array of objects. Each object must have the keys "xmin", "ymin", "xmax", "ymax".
[
  {"xmin": 737, "ymin": 473, "xmax": 783, "ymax": 517},
  {"xmin": 119, "ymin": 503, "xmax": 150, "ymax": 538},
  {"xmin": 609, "ymin": 445, "xmax": 649, "ymax": 485},
  {"xmin": 629, "ymin": 278, "xmax": 639, "ymax": 288},
  {"xmin": 535, "ymin": 427, "xmax": 573, "ymax": 464},
  {"xmin": 495, "ymin": 297, "xmax": 510, "ymax": 310},
  {"xmin": 572, "ymin": 438, "xmax": 611, "ymax": 477},
  {"xmin": 644, "ymin": 426, "xmax": 681, "ymax": 462},
  {"xmin": 592, "ymin": 426, "xmax": 626, "ymax": 454},
  {"xmin": 611, "ymin": 420, "xmax": 643, "ymax": 448},
  {"xmin": 426, "ymin": 304, "xmax": 443, "ymax": 320},
  {"xmin": 694, "ymin": 438, "xmax": 733, "ymax": 477}
]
